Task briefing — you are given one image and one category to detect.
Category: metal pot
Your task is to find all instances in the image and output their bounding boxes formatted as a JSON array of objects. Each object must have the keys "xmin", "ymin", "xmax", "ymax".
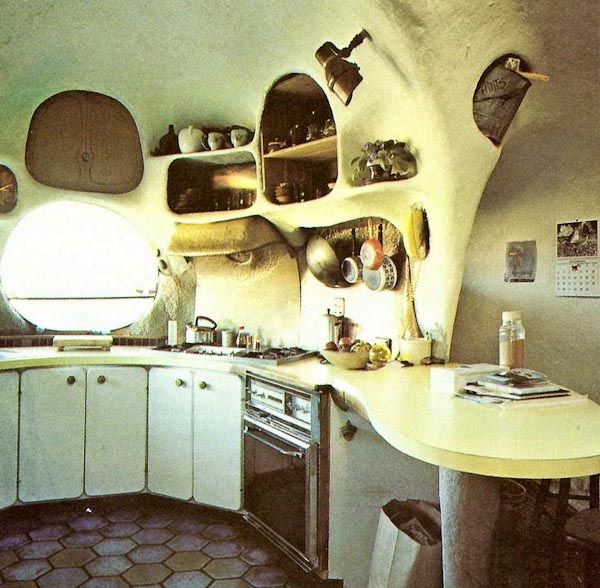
[
  {"xmin": 306, "ymin": 235, "xmax": 349, "ymax": 288},
  {"xmin": 185, "ymin": 316, "xmax": 217, "ymax": 344}
]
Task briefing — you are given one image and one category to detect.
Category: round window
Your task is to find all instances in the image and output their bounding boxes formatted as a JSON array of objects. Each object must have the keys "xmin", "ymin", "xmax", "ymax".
[{"xmin": 0, "ymin": 202, "xmax": 158, "ymax": 331}]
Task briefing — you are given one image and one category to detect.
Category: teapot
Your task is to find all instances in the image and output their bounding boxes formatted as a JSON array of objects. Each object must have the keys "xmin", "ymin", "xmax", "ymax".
[{"xmin": 178, "ymin": 126, "xmax": 206, "ymax": 153}]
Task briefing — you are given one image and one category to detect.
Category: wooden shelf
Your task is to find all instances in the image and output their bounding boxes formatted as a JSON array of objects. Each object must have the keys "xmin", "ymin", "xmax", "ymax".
[{"xmin": 263, "ymin": 135, "xmax": 337, "ymax": 162}]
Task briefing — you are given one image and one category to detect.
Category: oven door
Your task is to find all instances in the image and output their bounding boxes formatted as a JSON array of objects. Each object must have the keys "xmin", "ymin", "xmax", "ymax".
[{"xmin": 243, "ymin": 416, "xmax": 319, "ymax": 571}]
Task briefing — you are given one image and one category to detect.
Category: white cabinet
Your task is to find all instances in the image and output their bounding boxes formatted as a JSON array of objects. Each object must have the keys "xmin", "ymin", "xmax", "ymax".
[
  {"xmin": 20, "ymin": 367, "xmax": 86, "ymax": 502},
  {"xmin": 148, "ymin": 367, "xmax": 194, "ymax": 500},
  {"xmin": 0, "ymin": 371, "xmax": 19, "ymax": 509},
  {"xmin": 193, "ymin": 370, "xmax": 243, "ymax": 509},
  {"xmin": 85, "ymin": 366, "xmax": 147, "ymax": 496}
]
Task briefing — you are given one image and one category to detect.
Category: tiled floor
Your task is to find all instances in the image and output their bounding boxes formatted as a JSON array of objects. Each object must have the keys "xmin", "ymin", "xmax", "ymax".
[{"xmin": 0, "ymin": 495, "xmax": 322, "ymax": 587}]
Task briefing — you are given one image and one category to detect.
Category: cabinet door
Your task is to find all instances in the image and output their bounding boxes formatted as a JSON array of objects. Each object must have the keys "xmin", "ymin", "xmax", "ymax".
[
  {"xmin": 0, "ymin": 371, "xmax": 19, "ymax": 509},
  {"xmin": 148, "ymin": 368, "xmax": 193, "ymax": 500},
  {"xmin": 20, "ymin": 367, "xmax": 86, "ymax": 502},
  {"xmin": 86, "ymin": 366, "xmax": 147, "ymax": 496},
  {"xmin": 193, "ymin": 370, "xmax": 243, "ymax": 509}
]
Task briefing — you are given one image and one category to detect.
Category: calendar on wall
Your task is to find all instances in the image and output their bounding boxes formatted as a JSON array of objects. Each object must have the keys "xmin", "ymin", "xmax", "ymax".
[{"xmin": 555, "ymin": 219, "xmax": 600, "ymax": 297}]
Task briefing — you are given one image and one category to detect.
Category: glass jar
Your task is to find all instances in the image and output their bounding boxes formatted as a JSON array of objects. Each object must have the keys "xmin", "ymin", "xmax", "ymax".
[
  {"xmin": 499, "ymin": 311, "xmax": 525, "ymax": 368},
  {"xmin": 236, "ymin": 326, "xmax": 248, "ymax": 348}
]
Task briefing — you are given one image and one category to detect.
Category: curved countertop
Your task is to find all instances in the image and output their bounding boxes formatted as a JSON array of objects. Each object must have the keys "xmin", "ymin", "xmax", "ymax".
[{"xmin": 2, "ymin": 346, "xmax": 600, "ymax": 479}]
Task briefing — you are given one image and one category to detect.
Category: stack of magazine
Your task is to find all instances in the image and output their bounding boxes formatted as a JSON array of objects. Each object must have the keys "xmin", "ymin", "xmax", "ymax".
[{"xmin": 457, "ymin": 368, "xmax": 588, "ymax": 409}]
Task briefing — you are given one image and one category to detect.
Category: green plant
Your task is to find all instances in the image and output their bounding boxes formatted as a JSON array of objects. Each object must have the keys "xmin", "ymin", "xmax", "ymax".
[{"xmin": 351, "ymin": 140, "xmax": 417, "ymax": 185}]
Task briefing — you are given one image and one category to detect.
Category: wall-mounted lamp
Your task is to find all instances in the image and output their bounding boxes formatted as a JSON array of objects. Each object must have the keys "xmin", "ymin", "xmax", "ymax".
[{"xmin": 315, "ymin": 29, "xmax": 371, "ymax": 106}]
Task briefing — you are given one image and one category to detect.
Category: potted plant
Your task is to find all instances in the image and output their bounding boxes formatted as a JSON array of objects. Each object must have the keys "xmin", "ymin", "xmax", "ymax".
[{"xmin": 351, "ymin": 140, "xmax": 417, "ymax": 186}]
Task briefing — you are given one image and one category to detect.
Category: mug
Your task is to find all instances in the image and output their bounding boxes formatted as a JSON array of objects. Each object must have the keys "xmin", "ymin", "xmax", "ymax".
[
  {"xmin": 206, "ymin": 131, "xmax": 226, "ymax": 151},
  {"xmin": 362, "ymin": 256, "xmax": 398, "ymax": 291},
  {"xmin": 341, "ymin": 255, "xmax": 363, "ymax": 284},
  {"xmin": 230, "ymin": 127, "xmax": 252, "ymax": 147}
]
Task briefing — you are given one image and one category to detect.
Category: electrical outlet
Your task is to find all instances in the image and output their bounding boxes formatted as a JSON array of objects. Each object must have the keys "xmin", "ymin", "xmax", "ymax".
[{"xmin": 331, "ymin": 297, "xmax": 345, "ymax": 317}]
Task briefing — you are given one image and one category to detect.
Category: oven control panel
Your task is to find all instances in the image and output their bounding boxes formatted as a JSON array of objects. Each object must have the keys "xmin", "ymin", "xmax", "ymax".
[{"xmin": 245, "ymin": 373, "xmax": 314, "ymax": 431}]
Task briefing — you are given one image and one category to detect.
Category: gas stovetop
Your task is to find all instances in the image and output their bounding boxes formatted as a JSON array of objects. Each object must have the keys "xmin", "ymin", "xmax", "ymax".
[{"xmin": 154, "ymin": 344, "xmax": 317, "ymax": 365}]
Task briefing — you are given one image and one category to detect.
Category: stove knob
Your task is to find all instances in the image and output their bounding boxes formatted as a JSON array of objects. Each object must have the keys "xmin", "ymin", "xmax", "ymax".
[{"xmin": 198, "ymin": 381, "xmax": 208, "ymax": 390}]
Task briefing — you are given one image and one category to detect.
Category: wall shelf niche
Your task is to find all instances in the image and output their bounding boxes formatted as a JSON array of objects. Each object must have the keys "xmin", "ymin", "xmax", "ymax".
[
  {"xmin": 261, "ymin": 73, "xmax": 338, "ymax": 205},
  {"xmin": 167, "ymin": 152, "xmax": 257, "ymax": 214}
]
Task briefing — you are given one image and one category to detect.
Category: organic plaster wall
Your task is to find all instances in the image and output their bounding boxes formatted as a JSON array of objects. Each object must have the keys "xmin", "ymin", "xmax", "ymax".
[
  {"xmin": 193, "ymin": 244, "xmax": 300, "ymax": 347},
  {"xmin": 452, "ymin": 2, "xmax": 600, "ymax": 400},
  {"xmin": 0, "ymin": 0, "xmax": 552, "ymax": 349}
]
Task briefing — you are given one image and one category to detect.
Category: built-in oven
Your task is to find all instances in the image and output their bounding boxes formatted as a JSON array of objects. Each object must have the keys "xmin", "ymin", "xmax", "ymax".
[{"xmin": 243, "ymin": 372, "xmax": 330, "ymax": 573}]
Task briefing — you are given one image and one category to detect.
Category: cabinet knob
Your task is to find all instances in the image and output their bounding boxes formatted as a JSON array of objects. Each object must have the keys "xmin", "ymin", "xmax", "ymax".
[
  {"xmin": 67, "ymin": 375, "xmax": 76, "ymax": 386},
  {"xmin": 97, "ymin": 375, "xmax": 106, "ymax": 384},
  {"xmin": 175, "ymin": 378, "xmax": 185, "ymax": 387},
  {"xmin": 198, "ymin": 381, "xmax": 207, "ymax": 390}
]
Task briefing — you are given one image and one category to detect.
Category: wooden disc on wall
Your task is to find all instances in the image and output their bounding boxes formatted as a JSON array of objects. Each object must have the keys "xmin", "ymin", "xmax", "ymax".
[{"xmin": 0, "ymin": 165, "xmax": 17, "ymax": 213}]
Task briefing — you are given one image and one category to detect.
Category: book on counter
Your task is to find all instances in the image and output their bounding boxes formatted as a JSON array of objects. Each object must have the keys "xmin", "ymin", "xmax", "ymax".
[
  {"xmin": 456, "ymin": 368, "xmax": 588, "ymax": 409},
  {"xmin": 456, "ymin": 387, "xmax": 588, "ymax": 410}
]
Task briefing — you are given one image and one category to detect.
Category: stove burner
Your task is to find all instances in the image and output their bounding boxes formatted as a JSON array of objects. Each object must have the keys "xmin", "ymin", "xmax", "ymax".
[
  {"xmin": 232, "ymin": 347, "xmax": 311, "ymax": 360},
  {"xmin": 155, "ymin": 344, "xmax": 316, "ymax": 364}
]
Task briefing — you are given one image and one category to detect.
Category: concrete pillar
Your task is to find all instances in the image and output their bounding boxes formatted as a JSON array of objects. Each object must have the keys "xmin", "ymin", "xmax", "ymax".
[{"xmin": 439, "ymin": 468, "xmax": 501, "ymax": 587}]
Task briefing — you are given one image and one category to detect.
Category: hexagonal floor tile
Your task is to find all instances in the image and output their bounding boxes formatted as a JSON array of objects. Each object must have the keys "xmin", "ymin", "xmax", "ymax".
[
  {"xmin": 204, "ymin": 540, "xmax": 244, "ymax": 558},
  {"xmin": 163, "ymin": 570, "xmax": 212, "ymax": 588},
  {"xmin": 101, "ymin": 522, "xmax": 140, "ymax": 537},
  {"xmin": 62, "ymin": 531, "xmax": 103, "ymax": 548},
  {"xmin": 123, "ymin": 563, "xmax": 171, "ymax": 585},
  {"xmin": 165, "ymin": 550, "xmax": 210, "ymax": 571},
  {"xmin": 1, "ymin": 517, "xmax": 41, "ymax": 533},
  {"xmin": 137, "ymin": 513, "xmax": 174, "ymax": 528},
  {"xmin": 106, "ymin": 508, "xmax": 142, "ymax": 523},
  {"xmin": 128, "ymin": 544, "xmax": 173, "ymax": 564},
  {"xmin": 0, "ymin": 532, "xmax": 29, "ymax": 550},
  {"xmin": 205, "ymin": 557, "xmax": 250, "ymax": 580},
  {"xmin": 49, "ymin": 547, "xmax": 96, "ymax": 568},
  {"xmin": 211, "ymin": 580, "xmax": 254, "ymax": 587},
  {"xmin": 240, "ymin": 545, "xmax": 281, "ymax": 566},
  {"xmin": 166, "ymin": 533, "xmax": 208, "ymax": 552},
  {"xmin": 243, "ymin": 565, "xmax": 289, "ymax": 587},
  {"xmin": 85, "ymin": 555, "xmax": 132, "ymax": 577},
  {"xmin": 69, "ymin": 515, "xmax": 108, "ymax": 532},
  {"xmin": 82, "ymin": 578, "xmax": 128, "ymax": 588},
  {"xmin": 37, "ymin": 567, "xmax": 89, "ymax": 588},
  {"xmin": 17, "ymin": 540, "xmax": 62, "ymax": 559},
  {"xmin": 132, "ymin": 528, "xmax": 173, "ymax": 545},
  {"xmin": 2, "ymin": 558, "xmax": 51, "ymax": 581},
  {"xmin": 0, "ymin": 550, "xmax": 18, "ymax": 570},
  {"xmin": 203, "ymin": 523, "xmax": 242, "ymax": 541},
  {"xmin": 169, "ymin": 518, "xmax": 207, "ymax": 534},
  {"xmin": 93, "ymin": 537, "xmax": 136, "ymax": 556},
  {"xmin": 30, "ymin": 525, "xmax": 70, "ymax": 541}
]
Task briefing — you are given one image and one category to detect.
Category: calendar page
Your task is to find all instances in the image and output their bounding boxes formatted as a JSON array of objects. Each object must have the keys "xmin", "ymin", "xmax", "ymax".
[{"xmin": 555, "ymin": 219, "xmax": 600, "ymax": 298}]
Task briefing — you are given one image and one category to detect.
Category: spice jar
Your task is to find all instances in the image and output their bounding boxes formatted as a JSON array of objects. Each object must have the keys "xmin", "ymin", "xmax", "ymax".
[{"xmin": 499, "ymin": 311, "xmax": 525, "ymax": 368}]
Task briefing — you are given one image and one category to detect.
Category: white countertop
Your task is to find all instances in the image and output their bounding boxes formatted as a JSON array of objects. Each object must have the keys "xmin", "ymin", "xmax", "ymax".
[{"xmin": 2, "ymin": 347, "xmax": 600, "ymax": 479}]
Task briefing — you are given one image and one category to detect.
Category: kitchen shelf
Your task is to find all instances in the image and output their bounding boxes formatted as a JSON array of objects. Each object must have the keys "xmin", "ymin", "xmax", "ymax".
[
  {"xmin": 261, "ymin": 73, "xmax": 338, "ymax": 206},
  {"xmin": 167, "ymin": 155, "xmax": 257, "ymax": 214},
  {"xmin": 263, "ymin": 135, "xmax": 337, "ymax": 162}
]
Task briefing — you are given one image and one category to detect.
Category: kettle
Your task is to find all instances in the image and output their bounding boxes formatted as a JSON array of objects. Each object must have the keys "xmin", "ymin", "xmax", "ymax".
[{"xmin": 185, "ymin": 316, "xmax": 217, "ymax": 344}]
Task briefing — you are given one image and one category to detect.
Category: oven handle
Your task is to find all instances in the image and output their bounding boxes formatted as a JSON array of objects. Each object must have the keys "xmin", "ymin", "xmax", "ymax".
[
  {"xmin": 244, "ymin": 413, "xmax": 311, "ymax": 450},
  {"xmin": 244, "ymin": 426, "xmax": 307, "ymax": 459}
]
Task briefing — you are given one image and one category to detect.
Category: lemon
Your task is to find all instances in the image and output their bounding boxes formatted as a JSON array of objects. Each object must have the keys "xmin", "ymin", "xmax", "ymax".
[{"xmin": 369, "ymin": 343, "xmax": 392, "ymax": 366}]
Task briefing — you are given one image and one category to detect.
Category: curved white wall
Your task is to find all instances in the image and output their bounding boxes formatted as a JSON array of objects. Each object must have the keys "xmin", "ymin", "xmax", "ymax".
[{"xmin": 0, "ymin": 0, "xmax": 557, "ymax": 350}]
